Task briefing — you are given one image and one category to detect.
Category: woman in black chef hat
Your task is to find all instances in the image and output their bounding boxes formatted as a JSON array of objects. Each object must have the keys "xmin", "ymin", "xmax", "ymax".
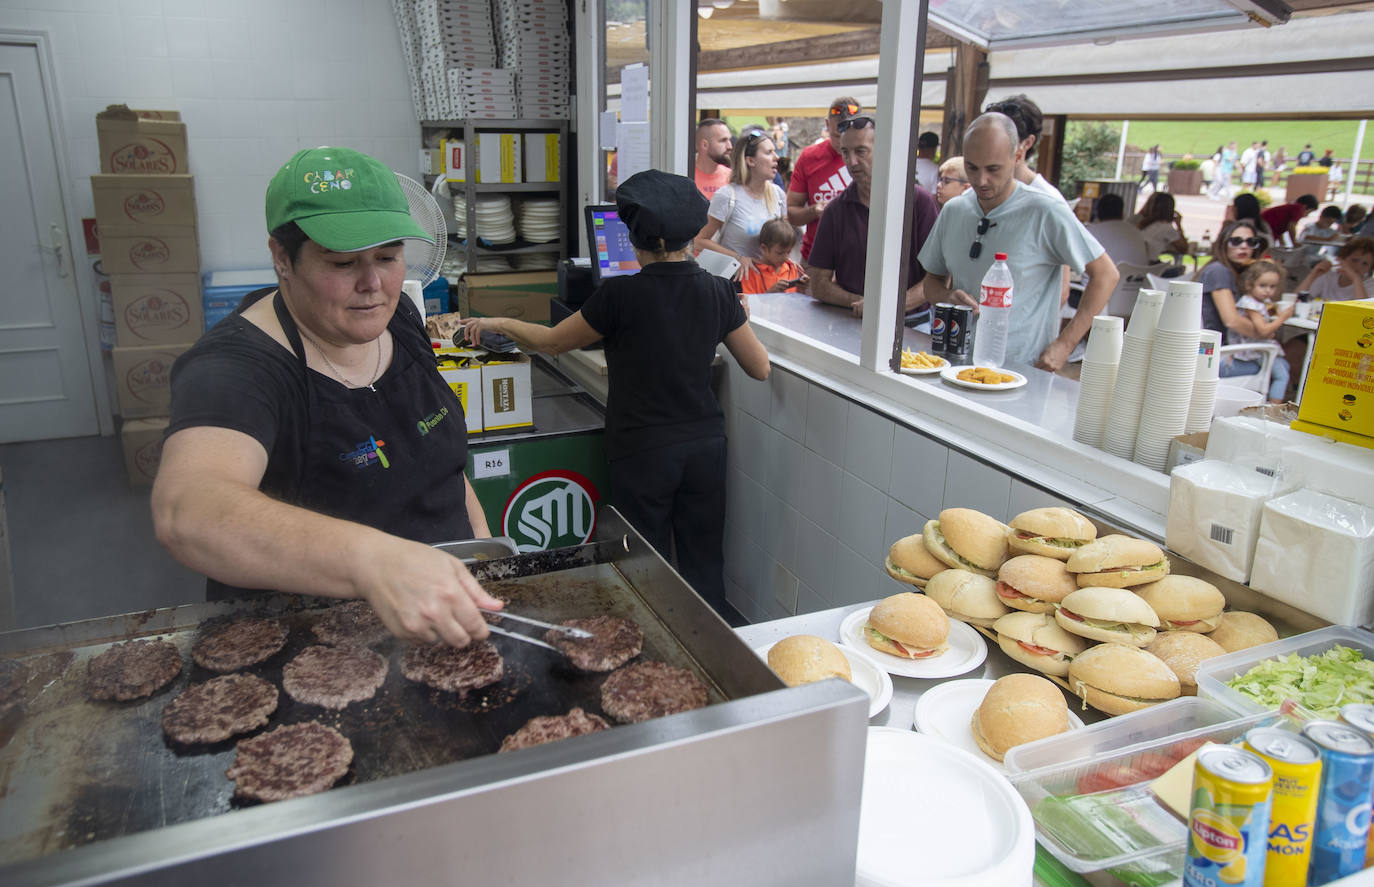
[{"xmin": 462, "ymin": 170, "xmax": 770, "ymax": 616}]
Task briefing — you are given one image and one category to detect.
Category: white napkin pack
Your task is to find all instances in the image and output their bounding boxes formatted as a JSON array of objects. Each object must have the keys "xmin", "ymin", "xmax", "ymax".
[
  {"xmin": 1250, "ymin": 489, "xmax": 1374, "ymax": 626},
  {"xmin": 1167, "ymin": 460, "xmax": 1294, "ymax": 583},
  {"xmin": 1204, "ymin": 415, "xmax": 1310, "ymax": 478}
]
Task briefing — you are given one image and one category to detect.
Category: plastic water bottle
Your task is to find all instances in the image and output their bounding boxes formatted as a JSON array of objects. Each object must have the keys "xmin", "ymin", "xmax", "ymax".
[
  {"xmin": 972, "ymin": 253, "xmax": 1013, "ymax": 368},
  {"xmin": 1198, "ymin": 230, "xmax": 1212, "ymax": 256}
]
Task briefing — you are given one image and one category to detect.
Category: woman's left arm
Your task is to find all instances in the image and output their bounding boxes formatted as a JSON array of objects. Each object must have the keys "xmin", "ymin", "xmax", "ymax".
[
  {"xmin": 464, "ymin": 475, "xmax": 490, "ymax": 537},
  {"xmin": 459, "ymin": 312, "xmax": 601, "ymax": 356}
]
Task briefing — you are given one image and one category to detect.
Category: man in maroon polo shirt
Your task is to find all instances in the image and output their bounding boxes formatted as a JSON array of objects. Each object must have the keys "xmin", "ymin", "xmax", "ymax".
[
  {"xmin": 804, "ymin": 116, "xmax": 938, "ymax": 317},
  {"xmin": 787, "ymin": 97, "xmax": 860, "ymax": 262},
  {"xmin": 1261, "ymin": 194, "xmax": 1318, "ymax": 246}
]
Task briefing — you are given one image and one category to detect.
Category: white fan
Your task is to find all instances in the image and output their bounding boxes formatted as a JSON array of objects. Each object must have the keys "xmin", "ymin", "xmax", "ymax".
[{"xmin": 395, "ymin": 172, "xmax": 447, "ymax": 286}]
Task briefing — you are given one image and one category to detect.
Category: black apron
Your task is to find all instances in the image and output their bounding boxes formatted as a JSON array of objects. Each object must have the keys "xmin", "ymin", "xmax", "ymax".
[{"xmin": 208, "ymin": 291, "xmax": 473, "ymax": 600}]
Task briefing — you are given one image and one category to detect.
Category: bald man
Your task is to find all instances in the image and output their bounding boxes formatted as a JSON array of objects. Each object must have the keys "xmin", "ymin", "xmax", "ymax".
[{"xmin": 918, "ymin": 113, "xmax": 1117, "ymax": 372}]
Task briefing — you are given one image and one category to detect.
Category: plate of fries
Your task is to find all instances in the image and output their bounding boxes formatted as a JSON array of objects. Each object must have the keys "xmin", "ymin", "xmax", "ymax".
[
  {"xmin": 939, "ymin": 365, "xmax": 1027, "ymax": 391},
  {"xmin": 898, "ymin": 348, "xmax": 948, "ymax": 375}
]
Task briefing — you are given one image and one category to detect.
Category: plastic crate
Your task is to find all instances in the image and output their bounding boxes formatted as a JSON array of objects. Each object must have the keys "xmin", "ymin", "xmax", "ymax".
[{"xmin": 1195, "ymin": 624, "xmax": 1374, "ymax": 718}]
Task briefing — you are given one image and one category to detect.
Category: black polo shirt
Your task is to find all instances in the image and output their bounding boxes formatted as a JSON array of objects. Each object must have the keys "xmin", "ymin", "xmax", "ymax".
[{"xmin": 808, "ymin": 183, "xmax": 939, "ymax": 297}]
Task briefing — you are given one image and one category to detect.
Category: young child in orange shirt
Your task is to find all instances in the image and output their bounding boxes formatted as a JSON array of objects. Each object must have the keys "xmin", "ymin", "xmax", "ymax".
[{"xmin": 741, "ymin": 219, "xmax": 808, "ymax": 295}]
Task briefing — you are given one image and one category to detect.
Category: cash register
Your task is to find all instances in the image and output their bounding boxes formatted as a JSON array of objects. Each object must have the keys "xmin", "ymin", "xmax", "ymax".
[{"xmin": 551, "ymin": 206, "xmax": 642, "ymax": 340}]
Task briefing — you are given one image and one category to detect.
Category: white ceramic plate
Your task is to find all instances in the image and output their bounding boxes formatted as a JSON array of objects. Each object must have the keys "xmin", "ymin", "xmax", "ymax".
[
  {"xmin": 912, "ymin": 678, "xmax": 1085, "ymax": 774},
  {"xmin": 898, "ymin": 357, "xmax": 948, "ymax": 376},
  {"xmin": 754, "ymin": 642, "xmax": 893, "ymax": 719},
  {"xmin": 858, "ymin": 728, "xmax": 1035, "ymax": 887},
  {"xmin": 939, "ymin": 365, "xmax": 1028, "ymax": 391},
  {"xmin": 839, "ymin": 608, "xmax": 988, "ymax": 679}
]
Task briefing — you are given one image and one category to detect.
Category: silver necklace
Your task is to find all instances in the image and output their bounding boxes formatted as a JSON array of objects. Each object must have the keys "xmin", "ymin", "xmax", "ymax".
[{"xmin": 299, "ymin": 328, "xmax": 383, "ymax": 392}]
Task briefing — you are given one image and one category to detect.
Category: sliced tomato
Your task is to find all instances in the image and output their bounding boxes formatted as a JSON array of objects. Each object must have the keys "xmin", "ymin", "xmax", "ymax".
[
  {"xmin": 996, "ymin": 581, "xmax": 1029, "ymax": 601},
  {"xmin": 1169, "ymin": 619, "xmax": 1200, "ymax": 627},
  {"xmin": 890, "ymin": 639, "xmax": 939, "ymax": 659},
  {"xmin": 1014, "ymin": 531, "xmax": 1038, "ymax": 541},
  {"xmin": 1060, "ymin": 608, "xmax": 1085, "ymax": 622},
  {"xmin": 1017, "ymin": 641, "xmax": 1060, "ymax": 657}
]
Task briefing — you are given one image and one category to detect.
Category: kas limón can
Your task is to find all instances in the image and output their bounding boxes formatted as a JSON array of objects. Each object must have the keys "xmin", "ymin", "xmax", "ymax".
[
  {"xmin": 1184, "ymin": 745, "xmax": 1273, "ymax": 887},
  {"xmin": 1243, "ymin": 728, "xmax": 1322, "ymax": 886},
  {"xmin": 1302, "ymin": 720, "xmax": 1374, "ymax": 885}
]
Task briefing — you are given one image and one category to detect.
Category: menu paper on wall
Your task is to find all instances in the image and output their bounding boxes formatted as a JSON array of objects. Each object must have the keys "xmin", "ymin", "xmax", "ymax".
[
  {"xmin": 617, "ymin": 122, "xmax": 650, "ymax": 182},
  {"xmin": 600, "ymin": 110, "xmax": 619, "ymax": 150},
  {"xmin": 621, "ymin": 63, "xmax": 648, "ymax": 123}
]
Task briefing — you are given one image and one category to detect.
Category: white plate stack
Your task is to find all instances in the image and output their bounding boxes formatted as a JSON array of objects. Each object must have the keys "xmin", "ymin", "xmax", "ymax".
[
  {"xmin": 1102, "ymin": 289, "xmax": 1166, "ymax": 460},
  {"xmin": 515, "ymin": 198, "xmax": 560, "ymax": 242},
  {"xmin": 1073, "ymin": 315, "xmax": 1123, "ymax": 448},
  {"xmin": 1132, "ymin": 281, "xmax": 1203, "ymax": 471},
  {"xmin": 1185, "ymin": 330, "xmax": 1224, "ymax": 433},
  {"xmin": 453, "ymin": 194, "xmax": 516, "ymax": 245}
]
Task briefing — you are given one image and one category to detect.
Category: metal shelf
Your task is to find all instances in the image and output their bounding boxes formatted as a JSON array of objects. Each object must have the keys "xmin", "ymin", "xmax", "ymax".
[
  {"xmin": 451, "ymin": 237, "xmax": 562, "ymax": 256},
  {"xmin": 421, "ymin": 118, "xmax": 567, "ymax": 130}
]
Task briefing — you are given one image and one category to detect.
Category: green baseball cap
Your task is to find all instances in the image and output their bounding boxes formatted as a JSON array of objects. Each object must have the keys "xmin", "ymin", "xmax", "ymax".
[{"xmin": 265, "ymin": 146, "xmax": 433, "ymax": 252}]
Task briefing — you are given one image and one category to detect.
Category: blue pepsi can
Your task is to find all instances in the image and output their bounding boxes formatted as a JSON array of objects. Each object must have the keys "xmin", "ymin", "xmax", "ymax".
[{"xmin": 1302, "ymin": 720, "xmax": 1374, "ymax": 885}]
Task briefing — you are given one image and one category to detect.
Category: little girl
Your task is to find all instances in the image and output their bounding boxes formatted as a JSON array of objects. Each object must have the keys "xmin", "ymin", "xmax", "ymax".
[{"xmin": 1219, "ymin": 258, "xmax": 1294, "ymax": 403}]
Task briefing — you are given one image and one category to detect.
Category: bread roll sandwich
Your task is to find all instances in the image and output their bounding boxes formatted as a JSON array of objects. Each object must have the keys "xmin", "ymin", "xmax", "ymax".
[
  {"xmin": 884, "ymin": 534, "xmax": 947, "ymax": 589},
  {"xmin": 925, "ymin": 569, "xmax": 1010, "ymax": 628},
  {"xmin": 863, "ymin": 592, "xmax": 950, "ymax": 659},
  {"xmin": 1146, "ymin": 631, "xmax": 1226, "ymax": 695},
  {"xmin": 922, "ymin": 508, "xmax": 1009, "ymax": 578},
  {"xmin": 767, "ymin": 635, "xmax": 852, "ymax": 686},
  {"xmin": 1134, "ymin": 576, "xmax": 1225, "ymax": 633},
  {"xmin": 1066, "ymin": 535, "xmax": 1170, "ymax": 588},
  {"xmin": 1067, "ymin": 643, "xmax": 1181, "ymax": 716},
  {"xmin": 1007, "ymin": 507, "xmax": 1098, "ymax": 560},
  {"xmin": 1055, "ymin": 587, "xmax": 1161, "ymax": 646},
  {"xmin": 992, "ymin": 611, "xmax": 1089, "ymax": 677},
  {"xmin": 1207, "ymin": 611, "xmax": 1279, "ymax": 652},
  {"xmin": 995, "ymin": 555, "xmax": 1078, "ymax": 614},
  {"xmin": 972, "ymin": 673, "xmax": 1071, "ymax": 762}
]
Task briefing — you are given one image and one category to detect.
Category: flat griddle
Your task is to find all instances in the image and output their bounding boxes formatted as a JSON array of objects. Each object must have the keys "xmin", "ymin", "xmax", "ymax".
[{"xmin": 0, "ymin": 519, "xmax": 761, "ymax": 872}]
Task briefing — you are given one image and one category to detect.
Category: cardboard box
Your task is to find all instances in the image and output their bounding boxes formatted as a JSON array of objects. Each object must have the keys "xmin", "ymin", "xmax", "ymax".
[
  {"xmin": 96, "ymin": 105, "xmax": 189, "ymax": 174},
  {"xmin": 110, "ymin": 273, "xmax": 203, "ymax": 345},
  {"xmin": 481, "ymin": 353, "xmax": 532, "ymax": 431},
  {"xmin": 120, "ymin": 417, "xmax": 169, "ymax": 486},
  {"xmin": 1296, "ymin": 299, "xmax": 1374, "ymax": 440},
  {"xmin": 1167, "ymin": 431, "xmax": 1210, "ymax": 472},
  {"xmin": 91, "ymin": 174, "xmax": 196, "ymax": 231},
  {"xmin": 457, "ymin": 271, "xmax": 555, "ymax": 323},
  {"xmin": 436, "ymin": 355, "xmax": 484, "ymax": 433},
  {"xmin": 100, "ymin": 226, "xmax": 200, "ymax": 275},
  {"xmin": 111, "ymin": 344, "xmax": 189, "ymax": 418},
  {"xmin": 444, "ymin": 133, "xmax": 523, "ymax": 183},
  {"xmin": 523, "ymin": 132, "xmax": 560, "ymax": 182}
]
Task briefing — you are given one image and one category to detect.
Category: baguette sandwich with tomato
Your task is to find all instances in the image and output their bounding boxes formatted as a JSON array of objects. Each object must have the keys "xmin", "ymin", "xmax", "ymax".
[
  {"xmin": 992, "ymin": 611, "xmax": 1088, "ymax": 677},
  {"xmin": 1133, "ymin": 575, "xmax": 1225, "ymax": 633},
  {"xmin": 925, "ymin": 569, "xmax": 1011, "ymax": 628},
  {"xmin": 862, "ymin": 592, "xmax": 950, "ymax": 660},
  {"xmin": 922, "ymin": 508, "xmax": 1009, "ymax": 578},
  {"xmin": 883, "ymin": 533, "xmax": 948, "ymax": 589},
  {"xmin": 1006, "ymin": 507, "xmax": 1097, "ymax": 560},
  {"xmin": 1055, "ymin": 586, "xmax": 1161, "ymax": 647},
  {"xmin": 995, "ymin": 554, "xmax": 1079, "ymax": 614},
  {"xmin": 1066, "ymin": 535, "xmax": 1169, "ymax": 588}
]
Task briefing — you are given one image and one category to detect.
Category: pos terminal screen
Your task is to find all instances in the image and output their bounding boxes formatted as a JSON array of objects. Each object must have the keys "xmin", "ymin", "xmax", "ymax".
[{"xmin": 585, "ymin": 205, "xmax": 641, "ymax": 282}]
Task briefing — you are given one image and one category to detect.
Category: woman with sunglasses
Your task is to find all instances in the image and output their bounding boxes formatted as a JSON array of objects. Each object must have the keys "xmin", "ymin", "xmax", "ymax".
[
  {"xmin": 694, "ymin": 130, "xmax": 788, "ymax": 283},
  {"xmin": 1198, "ymin": 220, "xmax": 1270, "ymax": 338}
]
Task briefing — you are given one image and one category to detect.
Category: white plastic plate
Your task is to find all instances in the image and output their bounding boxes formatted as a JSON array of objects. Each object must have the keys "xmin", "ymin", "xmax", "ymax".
[
  {"xmin": 754, "ymin": 642, "xmax": 893, "ymax": 719},
  {"xmin": 912, "ymin": 678, "xmax": 1085, "ymax": 773},
  {"xmin": 839, "ymin": 608, "xmax": 988, "ymax": 679},
  {"xmin": 939, "ymin": 365, "xmax": 1029, "ymax": 391}
]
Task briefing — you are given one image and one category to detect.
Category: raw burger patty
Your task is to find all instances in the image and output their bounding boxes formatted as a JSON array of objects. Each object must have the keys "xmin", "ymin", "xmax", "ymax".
[
  {"xmin": 545, "ymin": 616, "xmax": 643, "ymax": 671},
  {"xmin": 192, "ymin": 618, "xmax": 289, "ymax": 672},
  {"xmin": 161, "ymin": 673, "xmax": 279, "ymax": 744},
  {"xmin": 401, "ymin": 641, "xmax": 503, "ymax": 694},
  {"xmin": 499, "ymin": 707, "xmax": 610, "ymax": 752},
  {"xmin": 88, "ymin": 639, "xmax": 183, "ymax": 701},
  {"xmin": 600, "ymin": 660, "xmax": 709, "ymax": 724},
  {"xmin": 226, "ymin": 721, "xmax": 352, "ymax": 802},
  {"xmin": 282, "ymin": 645, "xmax": 388, "ymax": 709},
  {"xmin": 312, "ymin": 601, "xmax": 391, "ymax": 647}
]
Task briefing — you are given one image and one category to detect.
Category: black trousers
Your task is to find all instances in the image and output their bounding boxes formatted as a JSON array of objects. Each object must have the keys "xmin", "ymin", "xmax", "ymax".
[{"xmin": 611, "ymin": 435, "xmax": 728, "ymax": 615}]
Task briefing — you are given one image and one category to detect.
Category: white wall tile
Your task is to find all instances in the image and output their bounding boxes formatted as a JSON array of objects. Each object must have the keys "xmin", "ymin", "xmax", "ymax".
[
  {"xmin": 805, "ymin": 384, "xmax": 847, "ymax": 463},
  {"xmin": 163, "ymin": 17, "xmax": 209, "ymax": 58},
  {"xmin": 943, "ymin": 450, "xmax": 1012, "ymax": 521},
  {"xmin": 836, "ymin": 472, "xmax": 888, "ymax": 566},
  {"xmin": 831, "ymin": 543, "xmax": 887, "ymax": 606},
  {"xmin": 797, "ymin": 581, "xmax": 831, "ymax": 615},
  {"xmin": 735, "ymin": 361, "xmax": 770, "ymax": 421},
  {"xmin": 207, "ymin": 17, "xmax": 251, "ymax": 60},
  {"xmin": 1007, "ymin": 479, "xmax": 1078, "ymax": 521},
  {"xmin": 121, "ymin": 15, "xmax": 167, "ymax": 57},
  {"xmin": 795, "ymin": 448, "xmax": 842, "ymax": 535},
  {"xmin": 760, "ymin": 500, "xmax": 800, "ymax": 573},
  {"xmin": 794, "ymin": 516, "xmax": 837, "ymax": 596},
  {"xmin": 769, "ymin": 563, "xmax": 799, "ymax": 615},
  {"xmin": 844, "ymin": 403, "xmax": 894, "ymax": 491},
  {"xmin": 889, "ymin": 424, "xmax": 947, "ymax": 519},
  {"xmin": 769, "ymin": 369, "xmax": 808, "ymax": 444},
  {"xmin": 734, "ymin": 473, "xmax": 766, "ymax": 547},
  {"xmin": 76, "ymin": 12, "xmax": 123, "ymax": 60},
  {"xmin": 884, "ymin": 497, "xmax": 926, "ymax": 546},
  {"xmin": 764, "ymin": 431, "xmax": 805, "ymax": 508},
  {"xmin": 170, "ymin": 58, "xmax": 216, "ymax": 99}
]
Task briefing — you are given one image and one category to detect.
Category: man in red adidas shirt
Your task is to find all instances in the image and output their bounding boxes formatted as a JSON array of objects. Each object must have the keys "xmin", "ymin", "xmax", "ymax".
[{"xmin": 787, "ymin": 97, "xmax": 860, "ymax": 261}]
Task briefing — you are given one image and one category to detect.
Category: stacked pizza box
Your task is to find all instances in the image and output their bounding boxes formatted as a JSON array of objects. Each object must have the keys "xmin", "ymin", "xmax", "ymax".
[
  {"xmin": 496, "ymin": 0, "xmax": 570, "ymax": 119},
  {"xmin": 90, "ymin": 104, "xmax": 202, "ymax": 484}
]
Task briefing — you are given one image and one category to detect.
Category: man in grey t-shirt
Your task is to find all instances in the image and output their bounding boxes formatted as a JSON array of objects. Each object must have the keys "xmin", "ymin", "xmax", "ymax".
[{"xmin": 918, "ymin": 113, "xmax": 1118, "ymax": 371}]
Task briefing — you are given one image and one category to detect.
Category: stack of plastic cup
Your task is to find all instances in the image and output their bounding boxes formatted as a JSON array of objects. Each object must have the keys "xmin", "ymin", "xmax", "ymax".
[
  {"xmin": 1133, "ymin": 281, "xmax": 1203, "ymax": 471},
  {"xmin": 1073, "ymin": 315, "xmax": 1124, "ymax": 448},
  {"xmin": 1185, "ymin": 330, "xmax": 1223, "ymax": 433},
  {"xmin": 1103, "ymin": 289, "xmax": 1167, "ymax": 460}
]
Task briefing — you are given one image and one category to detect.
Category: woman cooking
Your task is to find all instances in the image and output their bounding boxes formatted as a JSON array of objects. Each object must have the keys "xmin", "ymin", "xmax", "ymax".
[
  {"xmin": 1198, "ymin": 219, "xmax": 1271, "ymax": 339},
  {"xmin": 461, "ymin": 170, "xmax": 771, "ymax": 617},
  {"xmin": 152, "ymin": 146, "xmax": 502, "ymax": 648}
]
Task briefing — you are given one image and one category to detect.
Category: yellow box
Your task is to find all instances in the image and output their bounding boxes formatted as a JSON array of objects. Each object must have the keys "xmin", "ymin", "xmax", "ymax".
[
  {"xmin": 436, "ymin": 355, "xmax": 483, "ymax": 433},
  {"xmin": 481, "ymin": 352, "xmax": 532, "ymax": 431},
  {"xmin": 120, "ymin": 416, "xmax": 169, "ymax": 486},
  {"xmin": 523, "ymin": 132, "xmax": 560, "ymax": 182},
  {"xmin": 444, "ymin": 133, "xmax": 522, "ymax": 184},
  {"xmin": 1291, "ymin": 418, "xmax": 1374, "ymax": 451},
  {"xmin": 1296, "ymin": 299, "xmax": 1374, "ymax": 440}
]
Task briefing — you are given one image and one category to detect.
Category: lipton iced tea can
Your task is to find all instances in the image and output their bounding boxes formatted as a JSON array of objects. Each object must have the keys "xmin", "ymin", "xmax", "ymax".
[
  {"xmin": 1338, "ymin": 702, "xmax": 1374, "ymax": 868},
  {"xmin": 1244, "ymin": 728, "xmax": 1322, "ymax": 886},
  {"xmin": 1184, "ymin": 746, "xmax": 1273, "ymax": 887},
  {"xmin": 1303, "ymin": 720, "xmax": 1374, "ymax": 885}
]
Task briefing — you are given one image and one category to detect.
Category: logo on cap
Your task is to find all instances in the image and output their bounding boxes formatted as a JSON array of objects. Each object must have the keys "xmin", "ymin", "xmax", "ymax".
[{"xmin": 304, "ymin": 168, "xmax": 356, "ymax": 194}]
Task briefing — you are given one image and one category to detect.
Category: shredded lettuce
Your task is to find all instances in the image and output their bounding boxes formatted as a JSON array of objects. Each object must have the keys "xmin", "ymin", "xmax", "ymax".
[{"xmin": 1225, "ymin": 645, "xmax": 1374, "ymax": 719}]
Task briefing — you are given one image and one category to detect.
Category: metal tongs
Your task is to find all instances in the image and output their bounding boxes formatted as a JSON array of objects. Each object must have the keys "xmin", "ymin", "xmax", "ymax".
[{"xmin": 480, "ymin": 607, "xmax": 593, "ymax": 653}]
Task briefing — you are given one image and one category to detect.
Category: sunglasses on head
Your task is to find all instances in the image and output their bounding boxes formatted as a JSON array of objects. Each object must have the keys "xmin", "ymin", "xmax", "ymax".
[
  {"xmin": 1227, "ymin": 236, "xmax": 1262, "ymax": 248},
  {"xmin": 837, "ymin": 116, "xmax": 874, "ymax": 134},
  {"xmin": 829, "ymin": 101, "xmax": 861, "ymax": 118},
  {"xmin": 970, "ymin": 217, "xmax": 996, "ymax": 260}
]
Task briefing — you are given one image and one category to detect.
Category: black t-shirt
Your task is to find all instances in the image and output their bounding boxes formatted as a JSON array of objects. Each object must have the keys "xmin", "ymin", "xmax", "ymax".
[
  {"xmin": 579, "ymin": 261, "xmax": 747, "ymax": 460},
  {"xmin": 166, "ymin": 289, "xmax": 474, "ymax": 554}
]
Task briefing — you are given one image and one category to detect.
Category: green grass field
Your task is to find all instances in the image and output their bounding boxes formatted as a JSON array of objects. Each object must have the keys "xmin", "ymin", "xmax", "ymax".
[{"xmin": 1121, "ymin": 120, "xmax": 1365, "ymax": 161}]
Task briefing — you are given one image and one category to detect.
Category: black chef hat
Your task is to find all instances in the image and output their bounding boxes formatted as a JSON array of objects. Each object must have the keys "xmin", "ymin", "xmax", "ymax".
[{"xmin": 615, "ymin": 169, "xmax": 709, "ymax": 253}]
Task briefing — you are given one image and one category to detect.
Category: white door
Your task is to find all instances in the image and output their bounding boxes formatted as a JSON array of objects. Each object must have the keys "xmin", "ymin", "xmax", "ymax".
[{"xmin": 0, "ymin": 40, "xmax": 98, "ymax": 443}]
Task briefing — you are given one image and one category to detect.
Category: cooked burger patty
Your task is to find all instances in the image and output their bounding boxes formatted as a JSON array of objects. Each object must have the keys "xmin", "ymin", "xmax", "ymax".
[
  {"xmin": 226, "ymin": 721, "xmax": 352, "ymax": 802},
  {"xmin": 192, "ymin": 618, "xmax": 289, "ymax": 673},
  {"xmin": 499, "ymin": 707, "xmax": 610, "ymax": 752},
  {"xmin": 161, "ymin": 673, "xmax": 279, "ymax": 744},
  {"xmin": 545, "ymin": 616, "xmax": 643, "ymax": 672},
  {"xmin": 88, "ymin": 639, "xmax": 183, "ymax": 701},
  {"xmin": 283, "ymin": 645, "xmax": 388, "ymax": 710},
  {"xmin": 312, "ymin": 601, "xmax": 391, "ymax": 648},
  {"xmin": 400, "ymin": 641, "xmax": 503, "ymax": 694},
  {"xmin": 600, "ymin": 660, "xmax": 709, "ymax": 724}
]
